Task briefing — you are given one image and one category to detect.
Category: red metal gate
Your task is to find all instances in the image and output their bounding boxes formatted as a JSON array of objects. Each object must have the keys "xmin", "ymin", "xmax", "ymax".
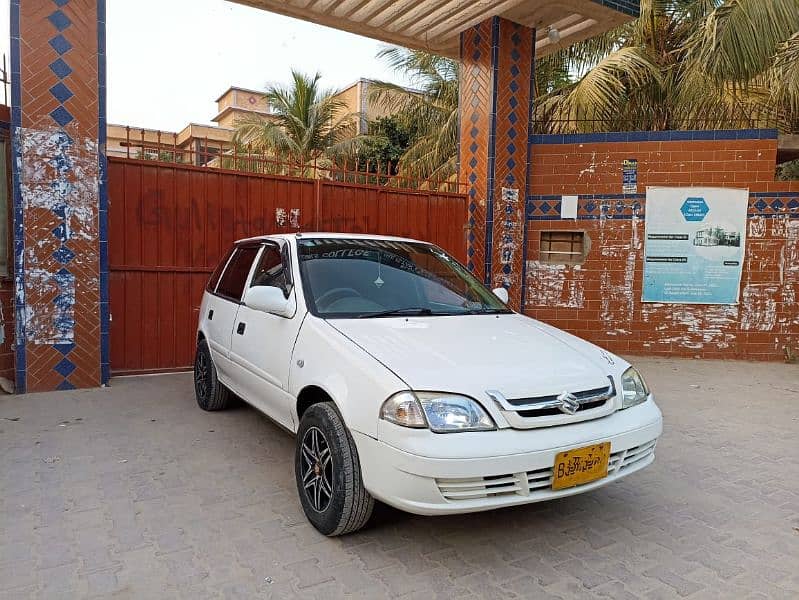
[{"xmin": 108, "ymin": 158, "xmax": 468, "ymax": 374}]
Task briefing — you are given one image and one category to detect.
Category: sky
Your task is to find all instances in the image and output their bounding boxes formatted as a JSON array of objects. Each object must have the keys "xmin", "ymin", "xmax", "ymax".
[
  {"xmin": 107, "ymin": 0, "xmax": 411, "ymax": 131},
  {"xmin": 0, "ymin": 0, "xmax": 412, "ymax": 132}
]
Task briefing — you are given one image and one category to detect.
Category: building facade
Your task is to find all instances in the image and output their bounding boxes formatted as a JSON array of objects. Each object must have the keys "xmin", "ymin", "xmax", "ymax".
[{"xmin": 107, "ymin": 79, "xmax": 388, "ymax": 166}]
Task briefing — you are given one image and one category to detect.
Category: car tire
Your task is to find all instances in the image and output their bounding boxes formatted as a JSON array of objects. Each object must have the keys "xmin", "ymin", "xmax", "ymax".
[
  {"xmin": 295, "ymin": 403, "xmax": 374, "ymax": 536},
  {"xmin": 194, "ymin": 339, "xmax": 231, "ymax": 411}
]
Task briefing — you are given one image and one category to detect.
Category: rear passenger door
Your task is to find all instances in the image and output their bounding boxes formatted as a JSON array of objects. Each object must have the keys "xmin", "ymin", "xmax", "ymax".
[{"xmin": 202, "ymin": 243, "xmax": 260, "ymax": 383}]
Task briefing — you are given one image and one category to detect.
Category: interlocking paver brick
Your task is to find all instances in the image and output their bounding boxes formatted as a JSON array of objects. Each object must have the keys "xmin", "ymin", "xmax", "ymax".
[{"xmin": 1, "ymin": 358, "xmax": 797, "ymax": 599}]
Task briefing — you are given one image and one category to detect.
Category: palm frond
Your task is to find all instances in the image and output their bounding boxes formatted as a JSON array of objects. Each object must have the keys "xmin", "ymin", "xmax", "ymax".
[
  {"xmin": 770, "ymin": 32, "xmax": 799, "ymax": 120},
  {"xmin": 232, "ymin": 70, "xmax": 361, "ymax": 172},
  {"xmin": 537, "ymin": 46, "xmax": 663, "ymax": 132},
  {"xmin": 369, "ymin": 47, "xmax": 459, "ymax": 182},
  {"xmin": 685, "ymin": 0, "xmax": 799, "ymax": 83}
]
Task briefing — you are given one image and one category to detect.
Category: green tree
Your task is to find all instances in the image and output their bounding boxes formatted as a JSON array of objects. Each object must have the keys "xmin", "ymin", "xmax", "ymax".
[
  {"xmin": 535, "ymin": 0, "xmax": 799, "ymax": 132},
  {"xmin": 371, "ymin": 2, "xmax": 799, "ymax": 179},
  {"xmin": 776, "ymin": 158, "xmax": 799, "ymax": 180},
  {"xmin": 233, "ymin": 70, "xmax": 360, "ymax": 176},
  {"xmin": 355, "ymin": 115, "xmax": 418, "ymax": 173},
  {"xmin": 369, "ymin": 48, "xmax": 460, "ymax": 183}
]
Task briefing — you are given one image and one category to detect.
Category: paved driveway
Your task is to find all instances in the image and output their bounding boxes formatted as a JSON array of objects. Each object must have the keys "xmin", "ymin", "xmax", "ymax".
[{"xmin": 1, "ymin": 358, "xmax": 798, "ymax": 599}]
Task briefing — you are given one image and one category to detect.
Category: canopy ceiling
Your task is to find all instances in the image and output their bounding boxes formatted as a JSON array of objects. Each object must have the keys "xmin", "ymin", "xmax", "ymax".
[{"xmin": 229, "ymin": 0, "xmax": 637, "ymax": 58}]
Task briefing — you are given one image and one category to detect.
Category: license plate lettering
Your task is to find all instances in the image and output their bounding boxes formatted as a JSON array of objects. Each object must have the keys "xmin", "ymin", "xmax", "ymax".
[{"xmin": 552, "ymin": 442, "xmax": 611, "ymax": 490}]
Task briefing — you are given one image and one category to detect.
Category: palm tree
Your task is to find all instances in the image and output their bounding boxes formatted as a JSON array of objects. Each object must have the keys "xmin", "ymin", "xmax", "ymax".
[
  {"xmin": 370, "ymin": 48, "xmax": 571, "ymax": 183},
  {"xmin": 369, "ymin": 48, "xmax": 460, "ymax": 183},
  {"xmin": 535, "ymin": 0, "xmax": 799, "ymax": 133},
  {"xmin": 372, "ymin": 2, "xmax": 798, "ymax": 178},
  {"xmin": 770, "ymin": 32, "xmax": 799, "ymax": 129},
  {"xmin": 233, "ymin": 70, "xmax": 360, "ymax": 176}
]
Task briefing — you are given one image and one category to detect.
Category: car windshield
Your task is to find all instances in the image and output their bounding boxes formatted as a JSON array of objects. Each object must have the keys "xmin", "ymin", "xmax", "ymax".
[{"xmin": 297, "ymin": 238, "xmax": 512, "ymax": 318}]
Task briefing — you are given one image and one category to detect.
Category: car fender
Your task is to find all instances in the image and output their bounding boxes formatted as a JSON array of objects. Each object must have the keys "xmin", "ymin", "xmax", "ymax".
[
  {"xmin": 289, "ymin": 315, "xmax": 408, "ymax": 437},
  {"xmin": 196, "ymin": 293, "xmax": 211, "ymax": 344}
]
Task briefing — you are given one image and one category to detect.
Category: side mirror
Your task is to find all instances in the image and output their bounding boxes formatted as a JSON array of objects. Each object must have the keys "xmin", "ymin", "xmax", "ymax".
[
  {"xmin": 244, "ymin": 286, "xmax": 296, "ymax": 318},
  {"xmin": 492, "ymin": 287, "xmax": 509, "ymax": 304}
]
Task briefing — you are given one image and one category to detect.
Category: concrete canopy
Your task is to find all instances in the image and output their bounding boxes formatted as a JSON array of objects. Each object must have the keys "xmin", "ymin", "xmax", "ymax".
[{"xmin": 227, "ymin": 0, "xmax": 638, "ymax": 57}]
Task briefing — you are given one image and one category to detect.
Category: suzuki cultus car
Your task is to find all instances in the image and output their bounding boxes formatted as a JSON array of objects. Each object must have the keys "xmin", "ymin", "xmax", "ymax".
[{"xmin": 194, "ymin": 233, "xmax": 662, "ymax": 535}]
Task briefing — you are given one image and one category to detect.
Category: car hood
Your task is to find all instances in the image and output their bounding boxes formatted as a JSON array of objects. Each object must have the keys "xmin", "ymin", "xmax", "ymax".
[{"xmin": 327, "ymin": 314, "xmax": 614, "ymax": 399}]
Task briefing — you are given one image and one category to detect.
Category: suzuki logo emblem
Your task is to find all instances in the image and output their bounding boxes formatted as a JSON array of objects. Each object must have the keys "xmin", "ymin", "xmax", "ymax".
[{"xmin": 557, "ymin": 391, "xmax": 580, "ymax": 415}]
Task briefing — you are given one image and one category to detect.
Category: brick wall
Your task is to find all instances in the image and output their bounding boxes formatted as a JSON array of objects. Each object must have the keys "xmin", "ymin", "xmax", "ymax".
[{"xmin": 523, "ymin": 130, "xmax": 798, "ymax": 361}]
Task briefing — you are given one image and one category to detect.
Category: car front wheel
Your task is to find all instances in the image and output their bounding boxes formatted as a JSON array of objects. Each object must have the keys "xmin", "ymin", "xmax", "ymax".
[{"xmin": 295, "ymin": 403, "xmax": 374, "ymax": 536}]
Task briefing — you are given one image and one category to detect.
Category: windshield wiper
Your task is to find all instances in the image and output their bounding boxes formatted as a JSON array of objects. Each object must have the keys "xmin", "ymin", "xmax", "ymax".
[
  {"xmin": 464, "ymin": 307, "xmax": 511, "ymax": 314},
  {"xmin": 358, "ymin": 307, "xmax": 436, "ymax": 318}
]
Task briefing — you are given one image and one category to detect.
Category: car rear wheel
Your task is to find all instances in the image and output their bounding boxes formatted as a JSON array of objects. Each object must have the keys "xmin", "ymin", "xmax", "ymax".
[
  {"xmin": 295, "ymin": 403, "xmax": 374, "ymax": 536},
  {"xmin": 194, "ymin": 339, "xmax": 231, "ymax": 411}
]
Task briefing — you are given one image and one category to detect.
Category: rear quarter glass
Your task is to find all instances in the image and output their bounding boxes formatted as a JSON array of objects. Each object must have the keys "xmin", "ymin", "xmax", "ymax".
[
  {"xmin": 216, "ymin": 246, "xmax": 260, "ymax": 301},
  {"xmin": 207, "ymin": 246, "xmax": 235, "ymax": 293}
]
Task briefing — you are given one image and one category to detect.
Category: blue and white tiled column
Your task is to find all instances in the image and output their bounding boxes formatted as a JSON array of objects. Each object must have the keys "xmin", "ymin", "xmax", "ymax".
[
  {"xmin": 10, "ymin": 0, "xmax": 108, "ymax": 392},
  {"xmin": 460, "ymin": 17, "xmax": 535, "ymax": 310}
]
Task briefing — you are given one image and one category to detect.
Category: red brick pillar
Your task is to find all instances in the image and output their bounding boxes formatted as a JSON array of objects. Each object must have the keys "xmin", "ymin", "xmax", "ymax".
[
  {"xmin": 460, "ymin": 17, "xmax": 535, "ymax": 310},
  {"xmin": 10, "ymin": 0, "xmax": 109, "ymax": 392}
]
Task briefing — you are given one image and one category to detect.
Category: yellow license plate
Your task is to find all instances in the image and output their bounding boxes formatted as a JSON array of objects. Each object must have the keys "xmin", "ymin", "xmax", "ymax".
[{"xmin": 552, "ymin": 442, "xmax": 611, "ymax": 490}]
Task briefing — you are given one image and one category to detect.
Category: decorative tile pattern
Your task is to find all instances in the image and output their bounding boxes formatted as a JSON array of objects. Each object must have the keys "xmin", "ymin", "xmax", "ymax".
[
  {"xmin": 489, "ymin": 19, "xmax": 534, "ymax": 305},
  {"xmin": 460, "ymin": 17, "xmax": 535, "ymax": 309},
  {"xmin": 748, "ymin": 193, "xmax": 799, "ymax": 219},
  {"xmin": 527, "ymin": 192, "xmax": 799, "ymax": 222},
  {"xmin": 11, "ymin": 0, "xmax": 105, "ymax": 392},
  {"xmin": 530, "ymin": 129, "xmax": 779, "ymax": 145},
  {"xmin": 528, "ymin": 194, "xmax": 646, "ymax": 221},
  {"xmin": 459, "ymin": 20, "xmax": 494, "ymax": 283},
  {"xmin": 98, "ymin": 0, "xmax": 109, "ymax": 385}
]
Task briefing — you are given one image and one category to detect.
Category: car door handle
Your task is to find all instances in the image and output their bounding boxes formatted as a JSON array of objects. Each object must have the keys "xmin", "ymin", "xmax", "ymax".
[
  {"xmin": 208, "ymin": 309, "xmax": 214, "ymax": 320},
  {"xmin": 236, "ymin": 322, "xmax": 246, "ymax": 335}
]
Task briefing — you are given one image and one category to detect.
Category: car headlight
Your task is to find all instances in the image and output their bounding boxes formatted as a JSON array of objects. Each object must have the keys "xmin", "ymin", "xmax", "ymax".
[
  {"xmin": 620, "ymin": 367, "xmax": 649, "ymax": 409},
  {"xmin": 380, "ymin": 391, "xmax": 496, "ymax": 433}
]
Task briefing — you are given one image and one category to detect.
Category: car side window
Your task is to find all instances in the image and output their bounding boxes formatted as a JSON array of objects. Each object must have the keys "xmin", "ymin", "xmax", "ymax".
[
  {"xmin": 216, "ymin": 245, "xmax": 259, "ymax": 301},
  {"xmin": 251, "ymin": 244, "xmax": 289, "ymax": 295},
  {"xmin": 207, "ymin": 246, "xmax": 235, "ymax": 292}
]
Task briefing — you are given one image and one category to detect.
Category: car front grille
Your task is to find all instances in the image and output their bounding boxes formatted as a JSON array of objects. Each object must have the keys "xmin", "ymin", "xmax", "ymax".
[
  {"xmin": 487, "ymin": 380, "xmax": 616, "ymax": 428},
  {"xmin": 515, "ymin": 390, "xmax": 610, "ymax": 417},
  {"xmin": 435, "ymin": 440, "xmax": 656, "ymax": 501},
  {"xmin": 506, "ymin": 385, "xmax": 611, "ymax": 407}
]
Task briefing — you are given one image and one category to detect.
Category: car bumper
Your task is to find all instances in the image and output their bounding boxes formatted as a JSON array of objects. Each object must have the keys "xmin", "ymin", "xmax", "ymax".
[{"xmin": 353, "ymin": 398, "xmax": 663, "ymax": 515}]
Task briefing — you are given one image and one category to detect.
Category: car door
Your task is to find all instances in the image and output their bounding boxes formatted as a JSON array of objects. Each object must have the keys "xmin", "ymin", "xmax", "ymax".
[
  {"xmin": 203, "ymin": 243, "xmax": 260, "ymax": 384},
  {"xmin": 228, "ymin": 241, "xmax": 302, "ymax": 430}
]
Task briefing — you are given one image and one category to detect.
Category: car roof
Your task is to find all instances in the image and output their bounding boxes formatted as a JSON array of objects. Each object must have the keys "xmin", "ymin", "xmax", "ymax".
[{"xmin": 234, "ymin": 232, "xmax": 430, "ymax": 245}]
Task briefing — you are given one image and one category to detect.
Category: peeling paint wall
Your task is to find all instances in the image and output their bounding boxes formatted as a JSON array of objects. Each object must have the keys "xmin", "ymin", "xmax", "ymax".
[
  {"xmin": 493, "ymin": 188, "xmax": 524, "ymax": 295},
  {"xmin": 524, "ymin": 133, "xmax": 799, "ymax": 361},
  {"xmin": 0, "ymin": 287, "xmax": 12, "ymax": 383},
  {"xmin": 526, "ymin": 262, "xmax": 585, "ymax": 308},
  {"xmin": 16, "ymin": 128, "xmax": 98, "ymax": 345}
]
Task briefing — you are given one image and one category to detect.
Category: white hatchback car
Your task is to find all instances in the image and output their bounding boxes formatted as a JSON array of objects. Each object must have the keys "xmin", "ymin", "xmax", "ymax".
[{"xmin": 195, "ymin": 233, "xmax": 662, "ymax": 535}]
